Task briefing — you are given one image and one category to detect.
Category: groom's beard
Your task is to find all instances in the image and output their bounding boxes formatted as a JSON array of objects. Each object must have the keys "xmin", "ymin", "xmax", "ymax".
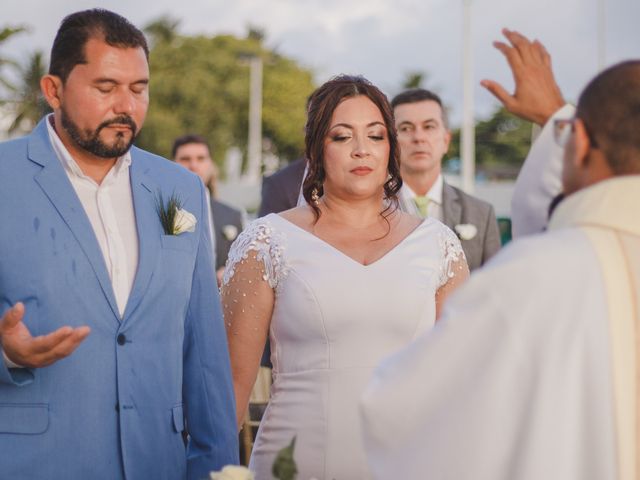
[{"xmin": 61, "ymin": 107, "xmax": 138, "ymax": 158}]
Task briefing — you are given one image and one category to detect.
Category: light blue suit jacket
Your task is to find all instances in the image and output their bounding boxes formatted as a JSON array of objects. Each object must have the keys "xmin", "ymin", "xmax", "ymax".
[{"xmin": 0, "ymin": 119, "xmax": 238, "ymax": 479}]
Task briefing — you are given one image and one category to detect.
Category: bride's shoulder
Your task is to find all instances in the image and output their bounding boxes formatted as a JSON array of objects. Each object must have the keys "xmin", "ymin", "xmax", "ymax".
[{"xmin": 278, "ymin": 206, "xmax": 315, "ymax": 230}]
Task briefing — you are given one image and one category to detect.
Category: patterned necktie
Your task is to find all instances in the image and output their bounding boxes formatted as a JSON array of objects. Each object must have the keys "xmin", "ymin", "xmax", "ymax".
[{"xmin": 413, "ymin": 195, "xmax": 430, "ymax": 218}]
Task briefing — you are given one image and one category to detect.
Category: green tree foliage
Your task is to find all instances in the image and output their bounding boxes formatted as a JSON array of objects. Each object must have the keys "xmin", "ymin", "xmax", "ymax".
[
  {"xmin": 447, "ymin": 107, "xmax": 532, "ymax": 179},
  {"xmin": 0, "ymin": 25, "xmax": 28, "ymax": 99},
  {"xmin": 9, "ymin": 50, "xmax": 51, "ymax": 133},
  {"xmin": 402, "ymin": 71, "xmax": 426, "ymax": 89},
  {"xmin": 144, "ymin": 16, "xmax": 180, "ymax": 47},
  {"xmin": 136, "ymin": 23, "xmax": 315, "ymax": 174}
]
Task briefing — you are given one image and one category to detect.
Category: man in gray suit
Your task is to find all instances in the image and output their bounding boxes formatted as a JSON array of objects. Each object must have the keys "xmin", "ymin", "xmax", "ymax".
[
  {"xmin": 392, "ymin": 89, "xmax": 501, "ymax": 270},
  {"xmin": 173, "ymin": 135, "xmax": 244, "ymax": 283}
]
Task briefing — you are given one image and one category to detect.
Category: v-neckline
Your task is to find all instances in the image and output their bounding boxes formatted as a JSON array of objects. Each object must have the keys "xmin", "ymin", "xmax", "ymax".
[{"xmin": 271, "ymin": 213, "xmax": 428, "ymax": 268}]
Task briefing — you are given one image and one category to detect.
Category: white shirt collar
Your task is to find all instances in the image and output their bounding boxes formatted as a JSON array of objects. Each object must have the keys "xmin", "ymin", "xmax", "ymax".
[
  {"xmin": 402, "ymin": 174, "xmax": 444, "ymax": 205},
  {"xmin": 45, "ymin": 114, "xmax": 132, "ymax": 184}
]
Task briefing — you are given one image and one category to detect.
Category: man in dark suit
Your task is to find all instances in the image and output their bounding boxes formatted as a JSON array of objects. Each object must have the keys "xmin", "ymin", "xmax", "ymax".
[
  {"xmin": 392, "ymin": 89, "xmax": 501, "ymax": 270},
  {"xmin": 257, "ymin": 157, "xmax": 307, "ymax": 216},
  {"xmin": 173, "ymin": 135, "xmax": 244, "ymax": 283}
]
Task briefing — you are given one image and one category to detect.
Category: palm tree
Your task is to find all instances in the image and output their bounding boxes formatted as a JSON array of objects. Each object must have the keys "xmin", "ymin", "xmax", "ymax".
[
  {"xmin": 9, "ymin": 50, "xmax": 50, "ymax": 134},
  {"xmin": 0, "ymin": 25, "xmax": 28, "ymax": 98},
  {"xmin": 144, "ymin": 16, "xmax": 180, "ymax": 47},
  {"xmin": 402, "ymin": 71, "xmax": 428, "ymax": 90}
]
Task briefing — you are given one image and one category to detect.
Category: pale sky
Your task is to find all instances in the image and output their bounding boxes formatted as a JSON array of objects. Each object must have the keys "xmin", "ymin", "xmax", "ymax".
[{"xmin": 3, "ymin": 0, "xmax": 640, "ymax": 125}]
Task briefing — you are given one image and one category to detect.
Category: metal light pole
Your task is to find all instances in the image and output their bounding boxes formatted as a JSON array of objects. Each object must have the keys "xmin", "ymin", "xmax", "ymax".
[
  {"xmin": 246, "ymin": 56, "xmax": 263, "ymax": 184},
  {"xmin": 597, "ymin": 0, "xmax": 606, "ymax": 70},
  {"xmin": 461, "ymin": 0, "xmax": 475, "ymax": 194}
]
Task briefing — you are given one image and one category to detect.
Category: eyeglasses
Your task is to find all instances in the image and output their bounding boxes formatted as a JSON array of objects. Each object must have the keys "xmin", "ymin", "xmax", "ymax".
[
  {"xmin": 553, "ymin": 116, "xmax": 599, "ymax": 149},
  {"xmin": 553, "ymin": 118, "xmax": 575, "ymax": 148}
]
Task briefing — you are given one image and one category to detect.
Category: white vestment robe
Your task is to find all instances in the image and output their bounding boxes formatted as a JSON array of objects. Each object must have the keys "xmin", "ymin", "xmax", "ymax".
[
  {"xmin": 361, "ymin": 175, "xmax": 640, "ymax": 480},
  {"xmin": 511, "ymin": 104, "xmax": 574, "ymax": 237}
]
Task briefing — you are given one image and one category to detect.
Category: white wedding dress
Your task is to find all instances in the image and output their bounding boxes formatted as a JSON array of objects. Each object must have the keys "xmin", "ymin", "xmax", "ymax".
[{"xmin": 224, "ymin": 213, "xmax": 465, "ymax": 479}]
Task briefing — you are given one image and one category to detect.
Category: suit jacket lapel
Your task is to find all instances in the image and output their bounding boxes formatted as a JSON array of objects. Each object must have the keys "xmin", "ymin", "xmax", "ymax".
[
  {"xmin": 29, "ymin": 120, "xmax": 121, "ymax": 321},
  {"xmin": 122, "ymin": 150, "xmax": 159, "ymax": 322},
  {"xmin": 441, "ymin": 182, "xmax": 462, "ymax": 230}
]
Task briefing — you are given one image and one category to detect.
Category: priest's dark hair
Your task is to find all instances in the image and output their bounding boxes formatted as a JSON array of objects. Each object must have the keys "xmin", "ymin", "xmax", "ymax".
[{"xmin": 577, "ymin": 60, "xmax": 640, "ymax": 174}]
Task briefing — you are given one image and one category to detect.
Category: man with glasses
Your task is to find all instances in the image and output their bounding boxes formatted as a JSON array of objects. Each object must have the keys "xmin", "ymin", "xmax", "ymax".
[{"xmin": 362, "ymin": 32, "xmax": 640, "ymax": 480}]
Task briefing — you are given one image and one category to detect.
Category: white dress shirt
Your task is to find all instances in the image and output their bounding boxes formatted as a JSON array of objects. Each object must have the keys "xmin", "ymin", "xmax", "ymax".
[
  {"xmin": 46, "ymin": 116, "xmax": 138, "ymax": 317},
  {"xmin": 398, "ymin": 174, "xmax": 444, "ymax": 220}
]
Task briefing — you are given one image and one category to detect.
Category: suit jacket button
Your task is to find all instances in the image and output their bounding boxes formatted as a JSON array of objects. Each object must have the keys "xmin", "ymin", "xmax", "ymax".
[{"xmin": 117, "ymin": 333, "xmax": 126, "ymax": 345}]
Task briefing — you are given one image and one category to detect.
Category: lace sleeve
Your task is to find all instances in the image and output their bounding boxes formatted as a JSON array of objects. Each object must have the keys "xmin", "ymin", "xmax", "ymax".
[
  {"xmin": 222, "ymin": 219, "xmax": 288, "ymax": 290},
  {"xmin": 435, "ymin": 225, "xmax": 470, "ymax": 319},
  {"xmin": 437, "ymin": 225, "xmax": 468, "ymax": 287},
  {"xmin": 220, "ymin": 218, "xmax": 288, "ymax": 427}
]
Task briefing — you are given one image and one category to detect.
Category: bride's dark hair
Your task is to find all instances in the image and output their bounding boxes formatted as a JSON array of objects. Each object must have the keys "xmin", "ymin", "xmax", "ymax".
[{"xmin": 302, "ymin": 74, "xmax": 402, "ymax": 221}]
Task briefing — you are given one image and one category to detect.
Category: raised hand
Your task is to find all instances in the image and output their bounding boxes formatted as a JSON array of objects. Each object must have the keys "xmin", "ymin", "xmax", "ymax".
[
  {"xmin": 481, "ymin": 28, "xmax": 565, "ymax": 126},
  {"xmin": 1, "ymin": 303, "xmax": 91, "ymax": 368}
]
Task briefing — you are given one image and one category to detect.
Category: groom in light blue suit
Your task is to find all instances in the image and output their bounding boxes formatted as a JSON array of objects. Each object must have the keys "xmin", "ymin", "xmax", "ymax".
[{"xmin": 0, "ymin": 9, "xmax": 237, "ymax": 479}]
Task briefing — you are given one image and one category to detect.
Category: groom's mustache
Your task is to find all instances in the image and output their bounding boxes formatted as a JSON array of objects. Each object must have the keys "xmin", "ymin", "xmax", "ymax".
[{"xmin": 96, "ymin": 115, "xmax": 138, "ymax": 136}]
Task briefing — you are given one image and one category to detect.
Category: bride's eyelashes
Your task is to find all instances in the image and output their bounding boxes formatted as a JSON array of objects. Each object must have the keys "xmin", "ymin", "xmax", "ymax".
[
  {"xmin": 330, "ymin": 134, "xmax": 351, "ymax": 142},
  {"xmin": 329, "ymin": 131, "xmax": 386, "ymax": 142}
]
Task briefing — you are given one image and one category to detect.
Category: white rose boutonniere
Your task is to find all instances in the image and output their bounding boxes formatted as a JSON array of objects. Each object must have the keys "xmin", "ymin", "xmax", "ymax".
[
  {"xmin": 454, "ymin": 223, "xmax": 477, "ymax": 241},
  {"xmin": 209, "ymin": 465, "xmax": 255, "ymax": 480},
  {"xmin": 173, "ymin": 208, "xmax": 197, "ymax": 234},
  {"xmin": 156, "ymin": 193, "xmax": 197, "ymax": 235},
  {"xmin": 222, "ymin": 224, "xmax": 239, "ymax": 241}
]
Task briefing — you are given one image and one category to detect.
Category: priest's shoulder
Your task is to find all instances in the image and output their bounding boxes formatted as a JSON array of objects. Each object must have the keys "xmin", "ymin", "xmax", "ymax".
[{"xmin": 480, "ymin": 228, "xmax": 592, "ymax": 274}]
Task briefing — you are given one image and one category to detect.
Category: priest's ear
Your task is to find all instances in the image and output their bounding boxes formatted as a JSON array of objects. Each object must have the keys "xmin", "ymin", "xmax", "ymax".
[
  {"xmin": 40, "ymin": 75, "xmax": 64, "ymax": 110},
  {"xmin": 569, "ymin": 119, "xmax": 592, "ymax": 170}
]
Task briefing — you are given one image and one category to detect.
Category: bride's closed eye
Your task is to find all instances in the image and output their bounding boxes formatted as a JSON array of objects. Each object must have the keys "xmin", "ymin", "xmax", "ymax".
[{"xmin": 330, "ymin": 134, "xmax": 351, "ymax": 142}]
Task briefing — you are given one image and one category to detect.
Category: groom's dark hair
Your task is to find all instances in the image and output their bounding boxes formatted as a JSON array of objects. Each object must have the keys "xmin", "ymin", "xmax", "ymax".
[{"xmin": 49, "ymin": 9, "xmax": 149, "ymax": 83}]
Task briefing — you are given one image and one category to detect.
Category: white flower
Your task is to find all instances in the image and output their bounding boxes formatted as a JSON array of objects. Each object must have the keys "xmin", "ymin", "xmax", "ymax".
[
  {"xmin": 173, "ymin": 208, "xmax": 197, "ymax": 235},
  {"xmin": 454, "ymin": 223, "xmax": 477, "ymax": 240},
  {"xmin": 209, "ymin": 465, "xmax": 255, "ymax": 480},
  {"xmin": 222, "ymin": 224, "xmax": 239, "ymax": 241}
]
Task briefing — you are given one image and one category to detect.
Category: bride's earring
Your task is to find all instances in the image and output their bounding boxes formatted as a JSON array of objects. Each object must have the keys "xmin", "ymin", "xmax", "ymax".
[{"xmin": 311, "ymin": 187, "xmax": 320, "ymax": 206}]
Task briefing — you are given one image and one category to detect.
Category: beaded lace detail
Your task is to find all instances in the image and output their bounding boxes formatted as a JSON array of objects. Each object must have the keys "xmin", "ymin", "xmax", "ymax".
[
  {"xmin": 437, "ymin": 225, "xmax": 466, "ymax": 287},
  {"xmin": 222, "ymin": 218, "xmax": 289, "ymax": 290}
]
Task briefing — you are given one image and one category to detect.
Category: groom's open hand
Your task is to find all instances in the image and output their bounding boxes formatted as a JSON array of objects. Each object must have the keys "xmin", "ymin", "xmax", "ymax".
[{"xmin": 1, "ymin": 303, "xmax": 91, "ymax": 368}]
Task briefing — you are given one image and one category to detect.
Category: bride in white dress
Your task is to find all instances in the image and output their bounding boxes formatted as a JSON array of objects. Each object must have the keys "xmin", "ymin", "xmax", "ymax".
[{"xmin": 221, "ymin": 75, "xmax": 469, "ymax": 479}]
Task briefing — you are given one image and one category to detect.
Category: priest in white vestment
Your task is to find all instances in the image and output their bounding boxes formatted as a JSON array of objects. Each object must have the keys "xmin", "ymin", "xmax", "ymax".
[{"xmin": 361, "ymin": 46, "xmax": 640, "ymax": 480}]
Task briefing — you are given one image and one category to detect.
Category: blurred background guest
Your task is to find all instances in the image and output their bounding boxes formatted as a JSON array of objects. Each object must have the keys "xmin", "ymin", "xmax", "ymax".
[
  {"xmin": 173, "ymin": 134, "xmax": 245, "ymax": 285},
  {"xmin": 392, "ymin": 89, "xmax": 501, "ymax": 270}
]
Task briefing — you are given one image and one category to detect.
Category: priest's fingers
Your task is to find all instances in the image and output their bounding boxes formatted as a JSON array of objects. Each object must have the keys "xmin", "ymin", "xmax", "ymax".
[
  {"xmin": 534, "ymin": 39, "xmax": 552, "ymax": 67},
  {"xmin": 492, "ymin": 40, "xmax": 523, "ymax": 73},
  {"xmin": 502, "ymin": 29, "xmax": 539, "ymax": 65},
  {"xmin": 480, "ymin": 79, "xmax": 515, "ymax": 111}
]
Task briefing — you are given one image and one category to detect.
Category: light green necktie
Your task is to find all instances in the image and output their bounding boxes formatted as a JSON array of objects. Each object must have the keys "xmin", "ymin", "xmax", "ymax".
[{"xmin": 413, "ymin": 195, "xmax": 430, "ymax": 217}]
